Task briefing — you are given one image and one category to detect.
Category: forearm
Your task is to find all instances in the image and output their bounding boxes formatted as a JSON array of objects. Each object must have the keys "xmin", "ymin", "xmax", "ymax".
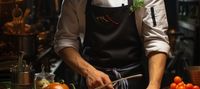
[
  {"xmin": 58, "ymin": 47, "xmax": 96, "ymax": 77},
  {"xmin": 148, "ymin": 52, "xmax": 167, "ymax": 88}
]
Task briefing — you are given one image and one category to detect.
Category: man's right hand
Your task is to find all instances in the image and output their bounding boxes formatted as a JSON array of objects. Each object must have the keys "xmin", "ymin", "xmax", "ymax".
[
  {"xmin": 58, "ymin": 48, "xmax": 114, "ymax": 89},
  {"xmin": 85, "ymin": 69, "xmax": 114, "ymax": 89}
]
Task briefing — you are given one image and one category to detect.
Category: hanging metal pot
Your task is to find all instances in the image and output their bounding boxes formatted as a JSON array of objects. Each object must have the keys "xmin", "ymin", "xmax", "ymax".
[{"xmin": 5, "ymin": 33, "xmax": 38, "ymax": 58}]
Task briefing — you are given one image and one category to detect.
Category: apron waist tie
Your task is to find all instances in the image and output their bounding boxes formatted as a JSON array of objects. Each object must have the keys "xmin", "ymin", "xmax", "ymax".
[
  {"xmin": 95, "ymin": 64, "xmax": 141, "ymax": 89},
  {"xmin": 112, "ymin": 68, "xmax": 128, "ymax": 89}
]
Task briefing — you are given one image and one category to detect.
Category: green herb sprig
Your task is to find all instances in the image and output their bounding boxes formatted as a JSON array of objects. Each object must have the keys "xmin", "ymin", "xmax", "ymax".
[{"xmin": 130, "ymin": 0, "xmax": 144, "ymax": 12}]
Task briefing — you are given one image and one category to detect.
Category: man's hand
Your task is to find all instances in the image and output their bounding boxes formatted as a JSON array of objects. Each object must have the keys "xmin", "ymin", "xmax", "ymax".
[
  {"xmin": 59, "ymin": 48, "xmax": 114, "ymax": 89},
  {"xmin": 86, "ymin": 69, "xmax": 114, "ymax": 89}
]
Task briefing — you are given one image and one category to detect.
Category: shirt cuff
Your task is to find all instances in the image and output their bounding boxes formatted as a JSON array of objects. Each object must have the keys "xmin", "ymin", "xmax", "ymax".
[
  {"xmin": 54, "ymin": 39, "xmax": 80, "ymax": 54},
  {"xmin": 144, "ymin": 40, "xmax": 170, "ymax": 56}
]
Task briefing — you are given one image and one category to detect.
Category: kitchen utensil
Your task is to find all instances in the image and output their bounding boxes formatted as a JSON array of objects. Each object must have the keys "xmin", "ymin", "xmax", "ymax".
[
  {"xmin": 95, "ymin": 74, "xmax": 143, "ymax": 89},
  {"xmin": 17, "ymin": 51, "xmax": 25, "ymax": 71},
  {"xmin": 34, "ymin": 65, "xmax": 55, "ymax": 89},
  {"xmin": 12, "ymin": 4, "xmax": 23, "ymax": 34},
  {"xmin": 10, "ymin": 52, "xmax": 34, "ymax": 89},
  {"xmin": 21, "ymin": 8, "xmax": 31, "ymax": 31}
]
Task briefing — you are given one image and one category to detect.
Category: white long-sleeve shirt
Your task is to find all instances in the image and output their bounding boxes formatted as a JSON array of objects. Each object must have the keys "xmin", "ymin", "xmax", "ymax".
[
  {"xmin": 54, "ymin": 0, "xmax": 170, "ymax": 56},
  {"xmin": 91, "ymin": 0, "xmax": 128, "ymax": 7}
]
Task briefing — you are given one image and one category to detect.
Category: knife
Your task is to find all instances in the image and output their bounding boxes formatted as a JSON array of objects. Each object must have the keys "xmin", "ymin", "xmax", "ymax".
[{"xmin": 94, "ymin": 74, "xmax": 143, "ymax": 89}]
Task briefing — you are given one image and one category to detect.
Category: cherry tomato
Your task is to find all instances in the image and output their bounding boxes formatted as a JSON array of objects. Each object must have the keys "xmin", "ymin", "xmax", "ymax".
[
  {"xmin": 177, "ymin": 85, "xmax": 186, "ymax": 89},
  {"xmin": 170, "ymin": 82, "xmax": 177, "ymax": 89},
  {"xmin": 185, "ymin": 83, "xmax": 193, "ymax": 89},
  {"xmin": 193, "ymin": 85, "xmax": 200, "ymax": 89},
  {"xmin": 174, "ymin": 76, "xmax": 182, "ymax": 84}
]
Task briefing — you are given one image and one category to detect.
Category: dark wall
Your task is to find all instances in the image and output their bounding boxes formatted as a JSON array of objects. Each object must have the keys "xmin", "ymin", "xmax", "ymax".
[{"xmin": 165, "ymin": 0, "xmax": 178, "ymax": 29}]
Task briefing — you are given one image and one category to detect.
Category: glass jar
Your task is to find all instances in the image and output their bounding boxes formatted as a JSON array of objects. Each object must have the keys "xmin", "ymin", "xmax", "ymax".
[{"xmin": 34, "ymin": 73, "xmax": 55, "ymax": 89}]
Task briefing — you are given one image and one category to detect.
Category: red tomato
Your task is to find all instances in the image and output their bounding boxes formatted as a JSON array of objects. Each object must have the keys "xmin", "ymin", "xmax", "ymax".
[
  {"xmin": 177, "ymin": 85, "xmax": 186, "ymax": 89},
  {"xmin": 193, "ymin": 85, "xmax": 200, "ymax": 89},
  {"xmin": 174, "ymin": 76, "xmax": 183, "ymax": 84},
  {"xmin": 170, "ymin": 82, "xmax": 177, "ymax": 89},
  {"xmin": 185, "ymin": 83, "xmax": 193, "ymax": 89},
  {"xmin": 44, "ymin": 82, "xmax": 69, "ymax": 89},
  {"xmin": 177, "ymin": 82, "xmax": 186, "ymax": 87}
]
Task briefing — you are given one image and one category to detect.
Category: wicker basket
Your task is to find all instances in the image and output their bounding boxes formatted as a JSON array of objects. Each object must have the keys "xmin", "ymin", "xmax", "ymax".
[{"xmin": 186, "ymin": 66, "xmax": 200, "ymax": 86}]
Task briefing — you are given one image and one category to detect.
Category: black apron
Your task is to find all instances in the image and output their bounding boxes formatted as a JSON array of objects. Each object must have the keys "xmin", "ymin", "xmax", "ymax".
[
  {"xmin": 78, "ymin": 0, "xmax": 148, "ymax": 89},
  {"xmin": 83, "ymin": 1, "xmax": 143, "ymax": 68}
]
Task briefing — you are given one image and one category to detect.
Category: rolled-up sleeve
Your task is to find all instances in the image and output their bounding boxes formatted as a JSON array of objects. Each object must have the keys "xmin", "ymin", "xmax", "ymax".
[
  {"xmin": 54, "ymin": 0, "xmax": 86, "ymax": 54},
  {"xmin": 142, "ymin": 0, "xmax": 170, "ymax": 56}
]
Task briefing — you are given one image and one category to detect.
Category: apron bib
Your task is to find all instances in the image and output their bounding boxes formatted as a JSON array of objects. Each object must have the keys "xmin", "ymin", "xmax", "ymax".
[{"xmin": 83, "ymin": 0, "xmax": 144, "ymax": 68}]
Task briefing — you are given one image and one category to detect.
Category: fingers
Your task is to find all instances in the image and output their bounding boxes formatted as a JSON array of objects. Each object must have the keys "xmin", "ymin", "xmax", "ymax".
[
  {"xmin": 87, "ymin": 77, "xmax": 114, "ymax": 89},
  {"xmin": 102, "ymin": 75, "xmax": 114, "ymax": 89},
  {"xmin": 87, "ymin": 77, "xmax": 104, "ymax": 89},
  {"xmin": 86, "ymin": 70, "xmax": 114, "ymax": 89}
]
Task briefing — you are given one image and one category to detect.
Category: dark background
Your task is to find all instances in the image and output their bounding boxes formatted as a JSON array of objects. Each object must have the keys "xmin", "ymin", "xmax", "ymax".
[{"xmin": 0, "ymin": 0, "xmax": 199, "ymax": 88}]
